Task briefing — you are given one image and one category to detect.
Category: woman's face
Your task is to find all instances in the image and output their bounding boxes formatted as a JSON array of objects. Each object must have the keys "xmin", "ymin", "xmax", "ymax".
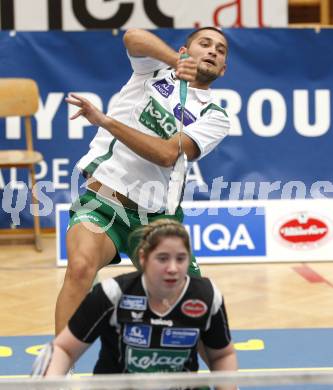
[{"xmin": 140, "ymin": 236, "xmax": 190, "ymax": 297}]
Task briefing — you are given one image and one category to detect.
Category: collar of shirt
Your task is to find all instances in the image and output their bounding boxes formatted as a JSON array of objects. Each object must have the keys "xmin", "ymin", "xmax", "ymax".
[{"xmin": 188, "ymin": 86, "xmax": 211, "ymax": 105}]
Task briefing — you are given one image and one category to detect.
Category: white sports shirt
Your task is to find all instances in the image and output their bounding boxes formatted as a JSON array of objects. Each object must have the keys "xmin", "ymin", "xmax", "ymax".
[{"xmin": 77, "ymin": 55, "xmax": 230, "ymax": 212}]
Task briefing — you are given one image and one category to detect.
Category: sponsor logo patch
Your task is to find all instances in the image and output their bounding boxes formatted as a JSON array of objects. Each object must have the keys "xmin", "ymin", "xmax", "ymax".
[
  {"xmin": 276, "ymin": 212, "xmax": 331, "ymax": 249},
  {"xmin": 173, "ymin": 103, "xmax": 196, "ymax": 126},
  {"xmin": 161, "ymin": 328, "xmax": 199, "ymax": 347},
  {"xmin": 126, "ymin": 346, "xmax": 190, "ymax": 372},
  {"xmin": 150, "ymin": 318, "xmax": 173, "ymax": 327},
  {"xmin": 119, "ymin": 295, "xmax": 147, "ymax": 311},
  {"xmin": 181, "ymin": 299, "xmax": 207, "ymax": 318},
  {"xmin": 123, "ymin": 324, "xmax": 151, "ymax": 347},
  {"xmin": 153, "ymin": 79, "xmax": 174, "ymax": 98},
  {"xmin": 131, "ymin": 311, "xmax": 144, "ymax": 322},
  {"xmin": 139, "ymin": 96, "xmax": 177, "ymax": 139}
]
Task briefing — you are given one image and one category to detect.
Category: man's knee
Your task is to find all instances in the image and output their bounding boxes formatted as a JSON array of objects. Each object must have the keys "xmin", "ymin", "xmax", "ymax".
[
  {"xmin": 66, "ymin": 223, "xmax": 117, "ymax": 273},
  {"xmin": 66, "ymin": 253, "xmax": 98, "ymax": 285}
]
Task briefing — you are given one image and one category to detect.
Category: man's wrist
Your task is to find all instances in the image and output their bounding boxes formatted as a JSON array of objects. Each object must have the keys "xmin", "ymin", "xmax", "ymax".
[{"xmin": 100, "ymin": 115, "xmax": 112, "ymax": 131}]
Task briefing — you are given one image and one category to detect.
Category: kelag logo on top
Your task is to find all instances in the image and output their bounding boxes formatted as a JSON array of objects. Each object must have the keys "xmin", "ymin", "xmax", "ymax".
[{"xmin": 182, "ymin": 204, "xmax": 266, "ymax": 258}]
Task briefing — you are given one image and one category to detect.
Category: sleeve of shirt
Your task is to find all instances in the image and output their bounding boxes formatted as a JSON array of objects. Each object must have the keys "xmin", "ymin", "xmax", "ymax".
[
  {"xmin": 127, "ymin": 51, "xmax": 168, "ymax": 75},
  {"xmin": 183, "ymin": 104, "xmax": 230, "ymax": 161},
  {"xmin": 68, "ymin": 281, "xmax": 118, "ymax": 344},
  {"xmin": 200, "ymin": 281, "xmax": 232, "ymax": 349}
]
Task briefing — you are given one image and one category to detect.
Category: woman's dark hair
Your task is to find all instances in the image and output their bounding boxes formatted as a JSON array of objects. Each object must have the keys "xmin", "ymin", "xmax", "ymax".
[{"xmin": 129, "ymin": 219, "xmax": 191, "ymax": 270}]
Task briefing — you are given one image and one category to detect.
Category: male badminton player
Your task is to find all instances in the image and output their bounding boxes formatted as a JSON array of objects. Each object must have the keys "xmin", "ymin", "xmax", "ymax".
[{"xmin": 56, "ymin": 27, "xmax": 230, "ymax": 335}]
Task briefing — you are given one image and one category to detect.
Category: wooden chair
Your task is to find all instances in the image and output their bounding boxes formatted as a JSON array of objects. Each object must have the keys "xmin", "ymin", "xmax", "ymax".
[
  {"xmin": 0, "ymin": 78, "xmax": 43, "ymax": 251},
  {"xmin": 289, "ymin": 0, "xmax": 331, "ymax": 25}
]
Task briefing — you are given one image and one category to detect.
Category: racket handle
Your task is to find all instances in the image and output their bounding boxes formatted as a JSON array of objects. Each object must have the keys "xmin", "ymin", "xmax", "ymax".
[{"xmin": 180, "ymin": 53, "xmax": 189, "ymax": 108}]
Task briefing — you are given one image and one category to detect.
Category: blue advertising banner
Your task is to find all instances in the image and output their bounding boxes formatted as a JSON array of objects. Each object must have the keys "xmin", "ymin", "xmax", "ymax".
[
  {"xmin": 55, "ymin": 202, "xmax": 267, "ymax": 265},
  {"xmin": 183, "ymin": 205, "xmax": 266, "ymax": 258},
  {"xmin": 0, "ymin": 29, "xmax": 332, "ymax": 228}
]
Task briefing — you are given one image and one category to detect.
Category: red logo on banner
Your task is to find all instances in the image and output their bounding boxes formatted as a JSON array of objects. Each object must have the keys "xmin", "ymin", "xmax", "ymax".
[
  {"xmin": 279, "ymin": 214, "xmax": 328, "ymax": 245},
  {"xmin": 181, "ymin": 300, "xmax": 207, "ymax": 318}
]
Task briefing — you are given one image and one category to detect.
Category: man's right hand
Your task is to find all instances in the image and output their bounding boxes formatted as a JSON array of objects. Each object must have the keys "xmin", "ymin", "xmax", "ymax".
[{"xmin": 175, "ymin": 50, "xmax": 197, "ymax": 82}]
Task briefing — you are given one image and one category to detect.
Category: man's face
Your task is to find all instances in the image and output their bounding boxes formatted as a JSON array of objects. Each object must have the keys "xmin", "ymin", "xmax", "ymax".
[{"xmin": 187, "ymin": 30, "xmax": 227, "ymax": 84}]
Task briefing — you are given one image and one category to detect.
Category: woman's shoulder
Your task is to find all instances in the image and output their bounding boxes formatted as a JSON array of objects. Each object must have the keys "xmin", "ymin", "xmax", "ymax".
[
  {"xmin": 187, "ymin": 276, "xmax": 216, "ymax": 301},
  {"xmin": 99, "ymin": 271, "xmax": 143, "ymax": 304},
  {"xmin": 189, "ymin": 275, "xmax": 213, "ymax": 289},
  {"xmin": 114, "ymin": 270, "xmax": 141, "ymax": 282}
]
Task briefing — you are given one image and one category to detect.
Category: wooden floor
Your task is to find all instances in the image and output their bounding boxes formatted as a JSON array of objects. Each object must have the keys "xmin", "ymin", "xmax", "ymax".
[{"xmin": 0, "ymin": 235, "xmax": 333, "ymax": 337}]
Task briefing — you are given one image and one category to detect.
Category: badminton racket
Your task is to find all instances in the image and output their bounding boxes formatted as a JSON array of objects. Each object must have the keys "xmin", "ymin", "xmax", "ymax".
[
  {"xmin": 31, "ymin": 342, "xmax": 54, "ymax": 377},
  {"xmin": 166, "ymin": 53, "xmax": 189, "ymax": 215}
]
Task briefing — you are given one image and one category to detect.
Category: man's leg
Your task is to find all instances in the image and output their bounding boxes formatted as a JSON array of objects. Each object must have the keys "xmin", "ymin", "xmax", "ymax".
[
  {"xmin": 188, "ymin": 254, "xmax": 201, "ymax": 276},
  {"xmin": 55, "ymin": 222, "xmax": 117, "ymax": 334}
]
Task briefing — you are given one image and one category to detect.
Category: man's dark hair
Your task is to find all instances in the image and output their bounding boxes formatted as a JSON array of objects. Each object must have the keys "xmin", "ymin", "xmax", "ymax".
[{"xmin": 185, "ymin": 27, "xmax": 228, "ymax": 54}]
